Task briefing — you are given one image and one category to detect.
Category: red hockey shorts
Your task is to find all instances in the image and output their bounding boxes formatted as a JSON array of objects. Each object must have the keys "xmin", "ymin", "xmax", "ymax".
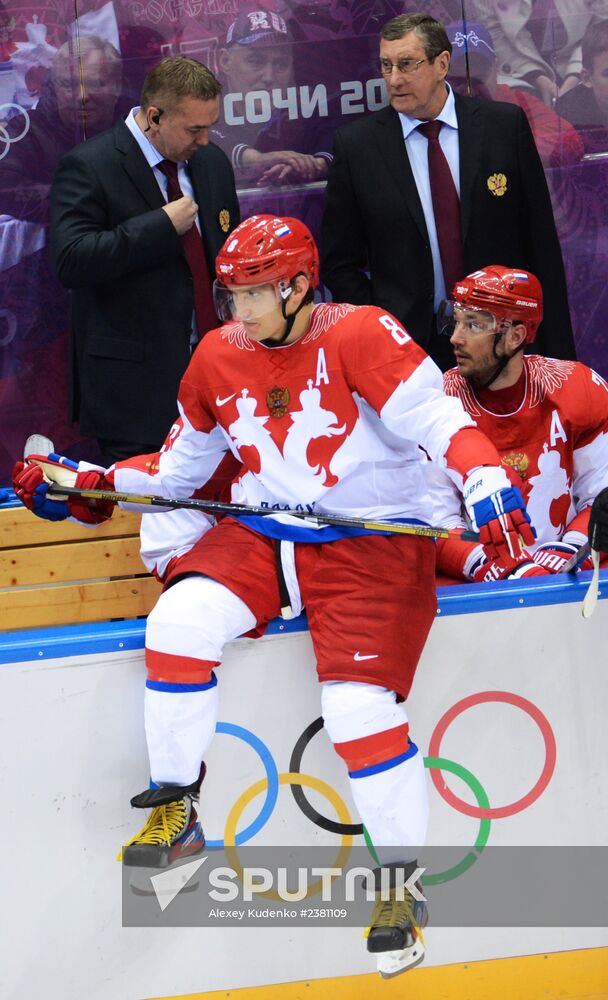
[{"xmin": 164, "ymin": 517, "xmax": 437, "ymax": 699}]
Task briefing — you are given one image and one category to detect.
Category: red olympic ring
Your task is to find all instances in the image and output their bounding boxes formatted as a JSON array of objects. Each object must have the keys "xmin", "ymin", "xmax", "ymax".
[{"xmin": 428, "ymin": 690, "xmax": 557, "ymax": 820}]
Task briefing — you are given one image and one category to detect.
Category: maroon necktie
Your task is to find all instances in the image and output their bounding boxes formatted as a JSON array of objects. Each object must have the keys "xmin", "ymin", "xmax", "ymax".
[
  {"xmin": 157, "ymin": 159, "xmax": 217, "ymax": 336},
  {"xmin": 417, "ymin": 120, "xmax": 464, "ymax": 297}
]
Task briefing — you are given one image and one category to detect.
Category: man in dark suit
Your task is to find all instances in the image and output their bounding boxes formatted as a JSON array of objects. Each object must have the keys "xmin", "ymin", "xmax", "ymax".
[
  {"xmin": 51, "ymin": 56, "xmax": 240, "ymax": 463},
  {"xmin": 321, "ymin": 13, "xmax": 576, "ymax": 370}
]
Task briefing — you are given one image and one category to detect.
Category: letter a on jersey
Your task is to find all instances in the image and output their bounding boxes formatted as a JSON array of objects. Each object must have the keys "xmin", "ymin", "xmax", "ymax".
[
  {"xmin": 316, "ymin": 348, "xmax": 329, "ymax": 386},
  {"xmin": 550, "ymin": 409, "xmax": 568, "ymax": 447}
]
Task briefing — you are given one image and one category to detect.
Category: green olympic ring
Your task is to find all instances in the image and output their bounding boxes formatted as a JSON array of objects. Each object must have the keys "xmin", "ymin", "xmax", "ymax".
[
  {"xmin": 422, "ymin": 756, "xmax": 491, "ymax": 885},
  {"xmin": 362, "ymin": 755, "xmax": 491, "ymax": 885}
]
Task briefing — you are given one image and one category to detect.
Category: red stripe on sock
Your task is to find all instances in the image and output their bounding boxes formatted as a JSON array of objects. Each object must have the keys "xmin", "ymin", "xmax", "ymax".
[
  {"xmin": 146, "ymin": 648, "xmax": 218, "ymax": 684},
  {"xmin": 333, "ymin": 723, "xmax": 410, "ymax": 771}
]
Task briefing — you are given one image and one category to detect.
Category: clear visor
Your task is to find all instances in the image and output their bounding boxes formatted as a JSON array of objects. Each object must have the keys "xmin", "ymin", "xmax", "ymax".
[
  {"xmin": 437, "ymin": 300, "xmax": 508, "ymax": 338},
  {"xmin": 213, "ymin": 279, "xmax": 291, "ymax": 324}
]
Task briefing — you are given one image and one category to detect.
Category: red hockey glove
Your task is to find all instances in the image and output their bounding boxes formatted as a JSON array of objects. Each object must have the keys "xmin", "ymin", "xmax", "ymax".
[
  {"xmin": 532, "ymin": 540, "xmax": 593, "ymax": 574},
  {"xmin": 13, "ymin": 454, "xmax": 114, "ymax": 525},
  {"xmin": 469, "ymin": 551, "xmax": 550, "ymax": 584}
]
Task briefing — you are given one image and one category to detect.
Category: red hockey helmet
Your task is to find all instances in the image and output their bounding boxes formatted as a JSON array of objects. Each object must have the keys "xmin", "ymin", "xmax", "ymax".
[
  {"xmin": 215, "ymin": 215, "xmax": 320, "ymax": 289},
  {"xmin": 450, "ymin": 266, "xmax": 543, "ymax": 341}
]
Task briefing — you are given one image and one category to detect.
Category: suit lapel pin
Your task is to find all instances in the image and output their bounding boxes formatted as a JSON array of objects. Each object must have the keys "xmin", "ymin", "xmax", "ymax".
[
  {"xmin": 487, "ymin": 173, "xmax": 507, "ymax": 197},
  {"xmin": 219, "ymin": 209, "xmax": 231, "ymax": 232}
]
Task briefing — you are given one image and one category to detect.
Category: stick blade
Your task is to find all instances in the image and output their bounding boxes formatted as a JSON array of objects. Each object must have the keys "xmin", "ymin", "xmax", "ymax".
[
  {"xmin": 582, "ymin": 550, "xmax": 600, "ymax": 619},
  {"xmin": 24, "ymin": 434, "xmax": 55, "ymax": 460}
]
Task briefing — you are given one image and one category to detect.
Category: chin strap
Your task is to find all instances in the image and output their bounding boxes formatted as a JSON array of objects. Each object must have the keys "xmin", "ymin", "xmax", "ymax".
[
  {"xmin": 472, "ymin": 328, "xmax": 526, "ymax": 391},
  {"xmin": 262, "ymin": 274, "xmax": 308, "ymax": 347}
]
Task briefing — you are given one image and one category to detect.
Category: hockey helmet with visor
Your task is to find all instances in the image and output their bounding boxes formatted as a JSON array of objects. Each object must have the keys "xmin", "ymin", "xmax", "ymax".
[
  {"xmin": 437, "ymin": 266, "xmax": 543, "ymax": 341},
  {"xmin": 213, "ymin": 214, "xmax": 319, "ymax": 324}
]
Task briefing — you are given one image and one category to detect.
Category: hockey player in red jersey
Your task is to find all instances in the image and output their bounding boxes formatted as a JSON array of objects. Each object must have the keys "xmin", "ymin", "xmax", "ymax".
[
  {"xmin": 14, "ymin": 217, "xmax": 536, "ymax": 978},
  {"xmin": 435, "ymin": 265, "xmax": 608, "ymax": 583}
]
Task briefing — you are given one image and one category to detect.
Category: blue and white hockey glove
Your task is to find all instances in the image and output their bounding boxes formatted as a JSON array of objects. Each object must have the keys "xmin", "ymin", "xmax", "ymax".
[{"xmin": 464, "ymin": 467, "xmax": 536, "ymax": 567}]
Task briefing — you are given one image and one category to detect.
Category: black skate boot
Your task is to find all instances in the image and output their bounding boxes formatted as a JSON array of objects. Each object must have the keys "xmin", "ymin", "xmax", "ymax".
[
  {"xmin": 119, "ymin": 763, "xmax": 206, "ymax": 869},
  {"xmin": 366, "ymin": 861, "xmax": 428, "ymax": 979}
]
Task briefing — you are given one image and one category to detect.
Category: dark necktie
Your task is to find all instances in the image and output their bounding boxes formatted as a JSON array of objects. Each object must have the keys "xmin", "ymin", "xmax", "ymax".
[
  {"xmin": 157, "ymin": 159, "xmax": 217, "ymax": 336},
  {"xmin": 417, "ymin": 120, "xmax": 464, "ymax": 298}
]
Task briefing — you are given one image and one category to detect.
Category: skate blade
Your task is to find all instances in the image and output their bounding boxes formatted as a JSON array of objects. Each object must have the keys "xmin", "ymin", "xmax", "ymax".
[
  {"xmin": 127, "ymin": 860, "xmax": 201, "ymax": 896},
  {"xmin": 376, "ymin": 940, "xmax": 425, "ymax": 979}
]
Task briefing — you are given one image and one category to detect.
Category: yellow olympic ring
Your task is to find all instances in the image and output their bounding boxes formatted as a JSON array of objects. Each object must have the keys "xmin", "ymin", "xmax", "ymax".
[{"xmin": 224, "ymin": 771, "xmax": 354, "ymax": 902}]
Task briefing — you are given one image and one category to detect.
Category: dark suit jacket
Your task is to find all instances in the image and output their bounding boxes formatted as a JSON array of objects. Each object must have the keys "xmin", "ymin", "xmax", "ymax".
[
  {"xmin": 321, "ymin": 95, "xmax": 576, "ymax": 364},
  {"xmin": 50, "ymin": 119, "xmax": 240, "ymax": 446}
]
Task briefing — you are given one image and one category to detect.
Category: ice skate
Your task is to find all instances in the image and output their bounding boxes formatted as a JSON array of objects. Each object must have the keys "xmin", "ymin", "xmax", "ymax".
[
  {"xmin": 366, "ymin": 867, "xmax": 427, "ymax": 979},
  {"xmin": 119, "ymin": 764, "xmax": 206, "ymax": 869}
]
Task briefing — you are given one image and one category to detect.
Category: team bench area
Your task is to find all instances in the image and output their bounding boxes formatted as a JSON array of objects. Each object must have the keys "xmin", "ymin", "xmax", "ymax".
[{"xmin": 0, "ymin": 502, "xmax": 162, "ymax": 631}]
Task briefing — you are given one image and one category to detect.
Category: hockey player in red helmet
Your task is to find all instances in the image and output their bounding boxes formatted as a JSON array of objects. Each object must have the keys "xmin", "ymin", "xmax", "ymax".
[
  {"xmin": 438, "ymin": 265, "xmax": 543, "ymax": 389},
  {"xmin": 213, "ymin": 214, "xmax": 319, "ymax": 345},
  {"xmin": 435, "ymin": 265, "xmax": 608, "ymax": 585},
  {"xmin": 14, "ymin": 221, "xmax": 537, "ymax": 979}
]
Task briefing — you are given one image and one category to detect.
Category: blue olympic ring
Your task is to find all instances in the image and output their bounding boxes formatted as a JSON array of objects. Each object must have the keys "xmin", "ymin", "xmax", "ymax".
[{"xmin": 205, "ymin": 721, "xmax": 279, "ymax": 848}]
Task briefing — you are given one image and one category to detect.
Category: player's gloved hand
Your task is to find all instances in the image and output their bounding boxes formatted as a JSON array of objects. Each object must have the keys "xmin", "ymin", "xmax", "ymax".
[
  {"xmin": 12, "ymin": 453, "xmax": 114, "ymax": 525},
  {"xmin": 464, "ymin": 468, "xmax": 536, "ymax": 567},
  {"xmin": 589, "ymin": 488, "xmax": 608, "ymax": 552},
  {"xmin": 532, "ymin": 539, "xmax": 593, "ymax": 574},
  {"xmin": 469, "ymin": 550, "xmax": 550, "ymax": 584}
]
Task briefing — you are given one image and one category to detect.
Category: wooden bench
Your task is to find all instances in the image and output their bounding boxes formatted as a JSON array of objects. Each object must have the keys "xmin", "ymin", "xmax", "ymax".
[{"xmin": 0, "ymin": 504, "xmax": 162, "ymax": 631}]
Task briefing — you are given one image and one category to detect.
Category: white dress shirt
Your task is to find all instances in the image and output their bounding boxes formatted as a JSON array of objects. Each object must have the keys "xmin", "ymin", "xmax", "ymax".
[{"xmin": 398, "ymin": 84, "xmax": 460, "ymax": 310}]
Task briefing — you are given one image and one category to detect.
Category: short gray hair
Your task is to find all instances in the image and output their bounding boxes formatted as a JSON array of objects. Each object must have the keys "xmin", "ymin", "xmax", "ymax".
[
  {"xmin": 54, "ymin": 35, "xmax": 122, "ymax": 83},
  {"xmin": 381, "ymin": 14, "xmax": 452, "ymax": 59}
]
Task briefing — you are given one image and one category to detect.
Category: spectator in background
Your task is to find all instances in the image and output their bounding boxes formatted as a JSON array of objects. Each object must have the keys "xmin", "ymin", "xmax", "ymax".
[
  {"xmin": 0, "ymin": 37, "xmax": 124, "ymax": 478},
  {"xmin": 556, "ymin": 19, "xmax": 608, "ymax": 153},
  {"xmin": 432, "ymin": 266, "xmax": 608, "ymax": 584},
  {"xmin": 322, "ymin": 13, "xmax": 577, "ymax": 371},
  {"xmin": 469, "ymin": 0, "xmax": 608, "ymax": 106},
  {"xmin": 0, "ymin": 36, "xmax": 122, "ymax": 227},
  {"xmin": 216, "ymin": 8, "xmax": 332, "ymax": 186},
  {"xmin": 0, "ymin": 2, "xmax": 14, "ymax": 60},
  {"xmin": 447, "ymin": 22, "xmax": 584, "ymax": 166},
  {"xmin": 50, "ymin": 56, "xmax": 239, "ymax": 464}
]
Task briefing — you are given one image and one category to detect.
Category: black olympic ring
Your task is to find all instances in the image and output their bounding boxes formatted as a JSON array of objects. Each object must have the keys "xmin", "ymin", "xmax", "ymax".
[{"xmin": 289, "ymin": 716, "xmax": 364, "ymax": 835}]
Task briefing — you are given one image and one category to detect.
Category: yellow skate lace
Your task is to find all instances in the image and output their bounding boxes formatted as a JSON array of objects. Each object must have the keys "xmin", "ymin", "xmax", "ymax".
[
  {"xmin": 116, "ymin": 799, "xmax": 187, "ymax": 861},
  {"xmin": 364, "ymin": 889, "xmax": 425, "ymax": 946}
]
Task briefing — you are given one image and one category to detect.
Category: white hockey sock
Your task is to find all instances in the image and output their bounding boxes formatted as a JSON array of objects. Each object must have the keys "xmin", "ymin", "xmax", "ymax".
[
  {"xmin": 144, "ymin": 575, "xmax": 256, "ymax": 786},
  {"xmin": 322, "ymin": 681, "xmax": 428, "ymax": 863},
  {"xmin": 348, "ymin": 747, "xmax": 428, "ymax": 866},
  {"xmin": 145, "ymin": 680, "xmax": 219, "ymax": 786}
]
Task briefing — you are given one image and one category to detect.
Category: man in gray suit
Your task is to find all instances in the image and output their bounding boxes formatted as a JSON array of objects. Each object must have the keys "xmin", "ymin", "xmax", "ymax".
[
  {"xmin": 321, "ymin": 13, "xmax": 576, "ymax": 370},
  {"xmin": 51, "ymin": 56, "xmax": 240, "ymax": 463}
]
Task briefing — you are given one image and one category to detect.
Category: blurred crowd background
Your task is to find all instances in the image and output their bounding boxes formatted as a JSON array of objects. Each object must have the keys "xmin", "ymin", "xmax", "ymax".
[{"xmin": 0, "ymin": 0, "xmax": 606, "ymax": 483}]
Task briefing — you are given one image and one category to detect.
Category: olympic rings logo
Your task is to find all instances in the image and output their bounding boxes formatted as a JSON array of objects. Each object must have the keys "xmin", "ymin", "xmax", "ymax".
[
  {"xmin": 207, "ymin": 692, "xmax": 557, "ymax": 890},
  {"xmin": 0, "ymin": 105, "xmax": 31, "ymax": 162}
]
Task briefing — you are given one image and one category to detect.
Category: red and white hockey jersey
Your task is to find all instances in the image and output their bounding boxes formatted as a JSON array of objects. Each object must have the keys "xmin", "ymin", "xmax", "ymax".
[
  {"xmin": 437, "ymin": 356, "xmax": 608, "ymax": 578},
  {"xmin": 110, "ymin": 304, "xmax": 502, "ymax": 578}
]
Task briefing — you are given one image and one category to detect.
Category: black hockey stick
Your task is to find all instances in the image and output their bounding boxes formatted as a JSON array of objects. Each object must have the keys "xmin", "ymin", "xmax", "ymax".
[
  {"xmin": 562, "ymin": 541, "xmax": 591, "ymax": 574},
  {"xmin": 47, "ymin": 482, "xmax": 480, "ymax": 543}
]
